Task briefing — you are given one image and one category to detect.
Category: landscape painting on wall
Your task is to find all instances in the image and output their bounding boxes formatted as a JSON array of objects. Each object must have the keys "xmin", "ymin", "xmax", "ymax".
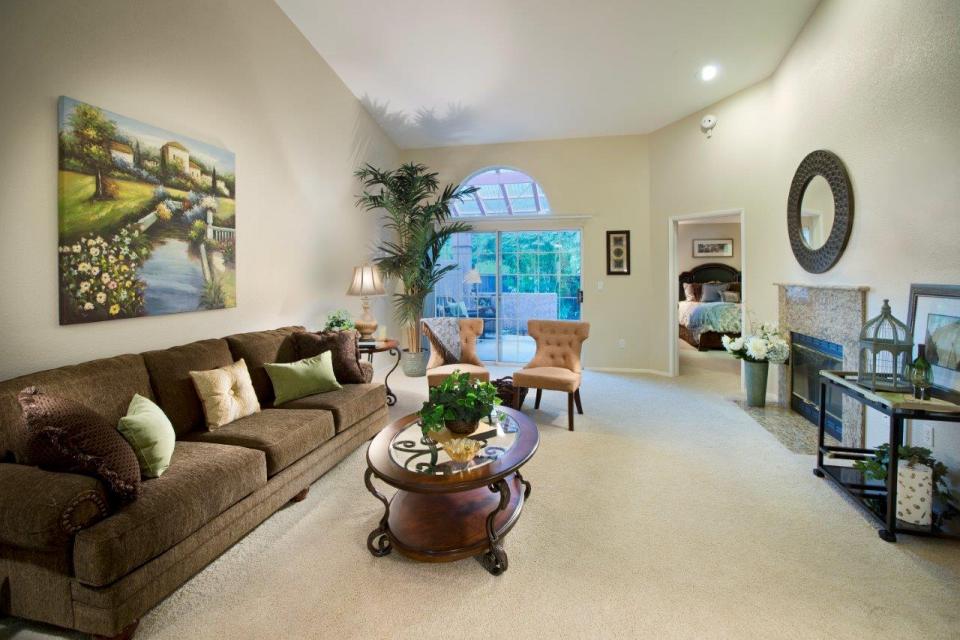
[{"xmin": 58, "ymin": 96, "xmax": 236, "ymax": 325}]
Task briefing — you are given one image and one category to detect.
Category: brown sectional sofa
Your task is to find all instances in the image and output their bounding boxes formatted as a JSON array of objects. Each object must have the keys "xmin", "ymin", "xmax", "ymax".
[{"xmin": 0, "ymin": 326, "xmax": 389, "ymax": 638}]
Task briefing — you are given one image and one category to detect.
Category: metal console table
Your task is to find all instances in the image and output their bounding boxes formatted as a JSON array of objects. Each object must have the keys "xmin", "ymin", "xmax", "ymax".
[{"xmin": 814, "ymin": 371, "xmax": 960, "ymax": 542}]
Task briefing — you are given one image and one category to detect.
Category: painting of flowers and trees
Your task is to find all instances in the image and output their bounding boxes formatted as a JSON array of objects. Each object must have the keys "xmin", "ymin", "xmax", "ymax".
[{"xmin": 57, "ymin": 96, "xmax": 236, "ymax": 324}]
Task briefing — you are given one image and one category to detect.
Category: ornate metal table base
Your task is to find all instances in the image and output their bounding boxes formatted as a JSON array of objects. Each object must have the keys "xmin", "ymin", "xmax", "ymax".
[
  {"xmin": 364, "ymin": 471, "xmax": 529, "ymax": 575},
  {"xmin": 383, "ymin": 348, "xmax": 399, "ymax": 406}
]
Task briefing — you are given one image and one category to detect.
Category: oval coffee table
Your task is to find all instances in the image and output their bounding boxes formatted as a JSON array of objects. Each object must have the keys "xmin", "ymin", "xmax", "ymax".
[{"xmin": 364, "ymin": 407, "xmax": 538, "ymax": 575}]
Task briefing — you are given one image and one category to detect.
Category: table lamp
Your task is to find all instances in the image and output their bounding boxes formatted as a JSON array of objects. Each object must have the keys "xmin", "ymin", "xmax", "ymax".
[{"xmin": 347, "ymin": 264, "xmax": 385, "ymax": 341}]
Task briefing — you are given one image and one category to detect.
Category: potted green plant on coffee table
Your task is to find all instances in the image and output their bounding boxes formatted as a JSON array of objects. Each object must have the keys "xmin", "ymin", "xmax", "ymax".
[
  {"xmin": 354, "ymin": 163, "xmax": 478, "ymax": 377},
  {"xmin": 420, "ymin": 371, "xmax": 502, "ymax": 444}
]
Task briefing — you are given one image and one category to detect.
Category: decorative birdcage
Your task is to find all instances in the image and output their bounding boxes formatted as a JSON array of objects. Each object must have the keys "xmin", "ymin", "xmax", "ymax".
[{"xmin": 858, "ymin": 299, "xmax": 913, "ymax": 391}]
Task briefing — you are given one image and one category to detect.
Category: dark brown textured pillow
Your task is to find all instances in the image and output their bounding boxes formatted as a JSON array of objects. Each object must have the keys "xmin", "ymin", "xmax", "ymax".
[
  {"xmin": 17, "ymin": 387, "xmax": 141, "ymax": 502},
  {"xmin": 682, "ymin": 282, "xmax": 703, "ymax": 302},
  {"xmin": 294, "ymin": 330, "xmax": 366, "ymax": 384}
]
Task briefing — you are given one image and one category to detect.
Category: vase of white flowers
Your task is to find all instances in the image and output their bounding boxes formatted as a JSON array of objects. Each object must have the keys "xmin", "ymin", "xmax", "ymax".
[{"xmin": 722, "ymin": 323, "xmax": 789, "ymax": 407}]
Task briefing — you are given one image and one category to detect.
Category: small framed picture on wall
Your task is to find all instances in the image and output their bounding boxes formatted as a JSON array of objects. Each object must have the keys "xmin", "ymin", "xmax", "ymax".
[
  {"xmin": 692, "ymin": 238, "xmax": 734, "ymax": 258},
  {"xmin": 606, "ymin": 230, "xmax": 630, "ymax": 275}
]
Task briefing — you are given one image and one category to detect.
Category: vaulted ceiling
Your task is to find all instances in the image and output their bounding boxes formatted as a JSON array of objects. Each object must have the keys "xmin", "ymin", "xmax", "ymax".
[{"xmin": 277, "ymin": 0, "xmax": 819, "ymax": 149}]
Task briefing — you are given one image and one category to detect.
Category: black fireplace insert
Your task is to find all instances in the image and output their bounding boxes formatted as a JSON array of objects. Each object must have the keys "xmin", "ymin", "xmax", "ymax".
[{"xmin": 790, "ymin": 332, "xmax": 843, "ymax": 441}]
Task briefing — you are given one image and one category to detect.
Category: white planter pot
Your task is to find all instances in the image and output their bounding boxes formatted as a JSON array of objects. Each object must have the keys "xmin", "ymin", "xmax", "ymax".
[{"xmin": 896, "ymin": 460, "xmax": 933, "ymax": 526}]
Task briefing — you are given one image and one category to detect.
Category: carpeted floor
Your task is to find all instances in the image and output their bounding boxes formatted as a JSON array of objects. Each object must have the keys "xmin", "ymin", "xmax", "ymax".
[{"xmin": 5, "ymin": 352, "xmax": 960, "ymax": 639}]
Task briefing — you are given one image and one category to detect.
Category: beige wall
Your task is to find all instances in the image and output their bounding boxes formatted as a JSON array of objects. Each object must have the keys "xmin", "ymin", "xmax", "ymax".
[
  {"xmin": 0, "ymin": 0, "xmax": 399, "ymax": 380},
  {"xmin": 403, "ymin": 136, "xmax": 654, "ymax": 371},
  {"xmin": 648, "ymin": 0, "xmax": 960, "ymax": 470},
  {"xmin": 677, "ymin": 222, "xmax": 741, "ymax": 273}
]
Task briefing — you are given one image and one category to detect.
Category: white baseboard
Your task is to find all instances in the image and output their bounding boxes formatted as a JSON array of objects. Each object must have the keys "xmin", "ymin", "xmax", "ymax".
[{"xmin": 586, "ymin": 367, "xmax": 673, "ymax": 377}]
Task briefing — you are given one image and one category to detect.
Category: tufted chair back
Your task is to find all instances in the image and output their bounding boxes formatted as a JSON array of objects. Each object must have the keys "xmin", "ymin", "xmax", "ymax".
[
  {"xmin": 524, "ymin": 320, "xmax": 590, "ymax": 373},
  {"xmin": 423, "ymin": 318, "xmax": 485, "ymax": 369}
]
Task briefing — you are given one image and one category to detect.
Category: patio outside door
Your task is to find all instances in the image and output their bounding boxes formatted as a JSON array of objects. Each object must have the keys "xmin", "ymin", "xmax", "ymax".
[{"xmin": 432, "ymin": 230, "xmax": 582, "ymax": 363}]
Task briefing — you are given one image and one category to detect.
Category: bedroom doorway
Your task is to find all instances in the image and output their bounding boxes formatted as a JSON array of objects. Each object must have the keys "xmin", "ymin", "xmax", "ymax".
[{"xmin": 667, "ymin": 209, "xmax": 745, "ymax": 378}]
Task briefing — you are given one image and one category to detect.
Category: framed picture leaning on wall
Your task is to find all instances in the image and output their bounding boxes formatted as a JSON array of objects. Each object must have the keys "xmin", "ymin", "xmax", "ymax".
[
  {"xmin": 606, "ymin": 230, "xmax": 630, "ymax": 275},
  {"xmin": 907, "ymin": 283, "xmax": 960, "ymax": 399}
]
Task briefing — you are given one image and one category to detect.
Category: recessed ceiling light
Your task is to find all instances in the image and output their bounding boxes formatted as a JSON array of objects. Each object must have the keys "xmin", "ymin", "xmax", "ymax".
[{"xmin": 700, "ymin": 64, "xmax": 718, "ymax": 82}]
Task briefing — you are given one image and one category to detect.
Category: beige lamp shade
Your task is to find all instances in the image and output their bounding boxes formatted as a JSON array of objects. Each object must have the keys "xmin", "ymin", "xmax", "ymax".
[
  {"xmin": 346, "ymin": 264, "xmax": 385, "ymax": 297},
  {"xmin": 463, "ymin": 268, "xmax": 482, "ymax": 285},
  {"xmin": 346, "ymin": 264, "xmax": 384, "ymax": 340}
]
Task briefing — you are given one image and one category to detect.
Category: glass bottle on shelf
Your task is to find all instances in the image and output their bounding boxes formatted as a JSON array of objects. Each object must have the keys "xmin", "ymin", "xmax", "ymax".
[{"xmin": 909, "ymin": 344, "xmax": 933, "ymax": 400}]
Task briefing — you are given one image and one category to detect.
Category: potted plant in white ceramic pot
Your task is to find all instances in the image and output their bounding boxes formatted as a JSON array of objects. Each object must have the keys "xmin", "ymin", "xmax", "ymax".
[
  {"xmin": 354, "ymin": 163, "xmax": 478, "ymax": 377},
  {"xmin": 722, "ymin": 322, "xmax": 789, "ymax": 407},
  {"xmin": 324, "ymin": 309, "xmax": 355, "ymax": 332}
]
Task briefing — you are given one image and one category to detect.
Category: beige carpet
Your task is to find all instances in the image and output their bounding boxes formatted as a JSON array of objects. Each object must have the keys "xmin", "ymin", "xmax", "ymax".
[{"xmin": 5, "ymin": 352, "xmax": 960, "ymax": 639}]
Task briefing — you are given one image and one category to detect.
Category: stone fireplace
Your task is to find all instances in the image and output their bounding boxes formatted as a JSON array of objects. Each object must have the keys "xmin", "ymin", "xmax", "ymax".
[{"xmin": 776, "ymin": 283, "xmax": 868, "ymax": 447}]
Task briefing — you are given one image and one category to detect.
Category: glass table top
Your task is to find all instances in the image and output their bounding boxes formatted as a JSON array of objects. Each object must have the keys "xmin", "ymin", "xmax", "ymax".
[{"xmin": 389, "ymin": 412, "xmax": 520, "ymax": 476}]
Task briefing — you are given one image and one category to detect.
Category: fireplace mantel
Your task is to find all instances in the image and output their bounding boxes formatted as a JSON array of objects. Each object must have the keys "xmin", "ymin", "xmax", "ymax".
[{"xmin": 776, "ymin": 283, "xmax": 868, "ymax": 447}]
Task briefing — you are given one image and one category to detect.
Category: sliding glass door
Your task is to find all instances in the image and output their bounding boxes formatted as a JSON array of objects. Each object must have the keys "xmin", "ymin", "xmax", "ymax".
[{"xmin": 432, "ymin": 230, "xmax": 582, "ymax": 363}]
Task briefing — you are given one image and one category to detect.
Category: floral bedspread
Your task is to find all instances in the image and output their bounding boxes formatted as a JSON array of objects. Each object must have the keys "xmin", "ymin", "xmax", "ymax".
[{"xmin": 678, "ymin": 301, "xmax": 742, "ymax": 340}]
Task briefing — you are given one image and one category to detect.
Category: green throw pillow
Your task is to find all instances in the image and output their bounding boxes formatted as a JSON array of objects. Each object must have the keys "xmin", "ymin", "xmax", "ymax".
[
  {"xmin": 265, "ymin": 351, "xmax": 342, "ymax": 405},
  {"xmin": 117, "ymin": 394, "xmax": 176, "ymax": 478}
]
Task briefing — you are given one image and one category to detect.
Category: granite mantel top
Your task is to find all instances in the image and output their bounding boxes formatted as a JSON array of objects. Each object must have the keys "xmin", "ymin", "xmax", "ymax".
[{"xmin": 774, "ymin": 283, "xmax": 869, "ymax": 292}]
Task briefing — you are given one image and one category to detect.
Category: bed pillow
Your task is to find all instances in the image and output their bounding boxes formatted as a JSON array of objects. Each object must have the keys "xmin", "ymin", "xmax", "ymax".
[
  {"xmin": 17, "ymin": 387, "xmax": 141, "ymax": 502},
  {"xmin": 683, "ymin": 283, "xmax": 702, "ymax": 302},
  {"xmin": 700, "ymin": 282, "xmax": 729, "ymax": 302},
  {"xmin": 721, "ymin": 290, "xmax": 741, "ymax": 303},
  {"xmin": 189, "ymin": 359, "xmax": 261, "ymax": 430}
]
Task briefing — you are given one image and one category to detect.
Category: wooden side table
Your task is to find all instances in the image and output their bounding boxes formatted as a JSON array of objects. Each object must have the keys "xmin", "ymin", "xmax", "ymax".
[{"xmin": 358, "ymin": 339, "xmax": 400, "ymax": 406}]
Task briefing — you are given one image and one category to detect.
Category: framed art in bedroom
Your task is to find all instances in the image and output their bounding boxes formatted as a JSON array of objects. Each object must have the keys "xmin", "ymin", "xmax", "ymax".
[
  {"xmin": 606, "ymin": 230, "xmax": 630, "ymax": 275},
  {"xmin": 907, "ymin": 283, "xmax": 960, "ymax": 400},
  {"xmin": 692, "ymin": 238, "xmax": 733, "ymax": 258}
]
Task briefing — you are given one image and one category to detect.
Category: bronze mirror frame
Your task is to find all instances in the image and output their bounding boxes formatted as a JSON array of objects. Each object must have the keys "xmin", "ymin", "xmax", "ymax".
[{"xmin": 787, "ymin": 149, "xmax": 854, "ymax": 273}]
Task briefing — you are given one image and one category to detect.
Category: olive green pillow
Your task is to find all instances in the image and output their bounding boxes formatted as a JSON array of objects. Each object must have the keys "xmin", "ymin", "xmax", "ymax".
[
  {"xmin": 117, "ymin": 394, "xmax": 176, "ymax": 478},
  {"xmin": 265, "ymin": 351, "xmax": 342, "ymax": 405}
]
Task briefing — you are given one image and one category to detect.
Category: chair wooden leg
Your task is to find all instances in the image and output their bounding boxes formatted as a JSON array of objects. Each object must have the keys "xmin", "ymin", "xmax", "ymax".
[
  {"xmin": 514, "ymin": 387, "xmax": 523, "ymax": 410},
  {"xmin": 567, "ymin": 393, "xmax": 575, "ymax": 431},
  {"xmin": 574, "ymin": 388, "xmax": 583, "ymax": 415},
  {"xmin": 534, "ymin": 389, "xmax": 542, "ymax": 409}
]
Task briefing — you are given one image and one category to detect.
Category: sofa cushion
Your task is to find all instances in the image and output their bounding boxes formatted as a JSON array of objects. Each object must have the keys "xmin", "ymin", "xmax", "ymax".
[
  {"xmin": 189, "ymin": 359, "xmax": 261, "ymax": 429},
  {"xmin": 265, "ymin": 353, "xmax": 342, "ymax": 406},
  {"xmin": 142, "ymin": 339, "xmax": 235, "ymax": 436},
  {"xmin": 17, "ymin": 388, "xmax": 141, "ymax": 502},
  {"xmin": 294, "ymin": 330, "xmax": 366, "ymax": 384},
  {"xmin": 224, "ymin": 326, "xmax": 303, "ymax": 406},
  {"xmin": 280, "ymin": 384, "xmax": 386, "ymax": 433},
  {"xmin": 182, "ymin": 409, "xmax": 334, "ymax": 476},
  {"xmin": 0, "ymin": 353, "xmax": 153, "ymax": 463},
  {"xmin": 73, "ymin": 440, "xmax": 266, "ymax": 587}
]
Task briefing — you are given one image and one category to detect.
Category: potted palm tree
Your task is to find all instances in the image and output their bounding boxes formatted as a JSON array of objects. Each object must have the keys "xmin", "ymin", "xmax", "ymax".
[{"xmin": 354, "ymin": 163, "xmax": 477, "ymax": 377}]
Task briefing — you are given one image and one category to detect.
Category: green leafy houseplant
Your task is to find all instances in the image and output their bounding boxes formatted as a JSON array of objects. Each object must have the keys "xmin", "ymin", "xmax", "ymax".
[
  {"xmin": 354, "ymin": 163, "xmax": 478, "ymax": 354},
  {"xmin": 324, "ymin": 309, "xmax": 355, "ymax": 332},
  {"xmin": 419, "ymin": 372, "xmax": 502, "ymax": 436},
  {"xmin": 854, "ymin": 444, "xmax": 956, "ymax": 525}
]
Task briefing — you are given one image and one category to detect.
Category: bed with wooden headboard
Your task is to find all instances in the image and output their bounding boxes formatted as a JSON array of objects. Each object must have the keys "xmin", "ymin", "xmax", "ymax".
[{"xmin": 678, "ymin": 263, "xmax": 742, "ymax": 351}]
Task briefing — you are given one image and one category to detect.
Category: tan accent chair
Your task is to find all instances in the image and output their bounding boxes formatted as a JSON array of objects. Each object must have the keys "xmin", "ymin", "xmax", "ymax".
[
  {"xmin": 423, "ymin": 318, "xmax": 490, "ymax": 387},
  {"xmin": 512, "ymin": 320, "xmax": 590, "ymax": 430}
]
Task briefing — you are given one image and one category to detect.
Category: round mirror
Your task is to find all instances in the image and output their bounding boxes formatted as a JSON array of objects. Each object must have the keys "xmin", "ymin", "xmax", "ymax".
[
  {"xmin": 787, "ymin": 150, "xmax": 853, "ymax": 274},
  {"xmin": 800, "ymin": 176, "xmax": 835, "ymax": 249}
]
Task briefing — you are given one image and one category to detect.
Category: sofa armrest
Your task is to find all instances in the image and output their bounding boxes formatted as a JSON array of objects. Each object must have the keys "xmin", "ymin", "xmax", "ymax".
[
  {"xmin": 359, "ymin": 360, "xmax": 374, "ymax": 384},
  {"xmin": 0, "ymin": 463, "xmax": 110, "ymax": 551}
]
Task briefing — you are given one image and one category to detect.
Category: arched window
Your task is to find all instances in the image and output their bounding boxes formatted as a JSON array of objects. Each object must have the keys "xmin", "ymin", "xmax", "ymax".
[{"xmin": 453, "ymin": 167, "xmax": 551, "ymax": 217}]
